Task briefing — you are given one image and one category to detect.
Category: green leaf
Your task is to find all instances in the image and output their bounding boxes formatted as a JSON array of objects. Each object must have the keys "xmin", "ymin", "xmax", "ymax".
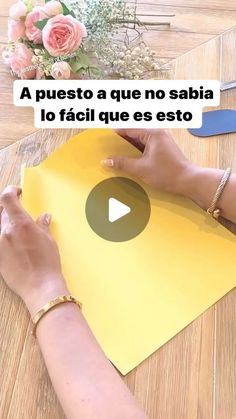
[
  {"xmin": 89, "ymin": 66, "xmax": 102, "ymax": 77},
  {"xmin": 34, "ymin": 18, "xmax": 49, "ymax": 31},
  {"xmin": 60, "ymin": 2, "xmax": 76, "ymax": 18},
  {"xmin": 69, "ymin": 50, "xmax": 91, "ymax": 73},
  {"xmin": 70, "ymin": 60, "xmax": 88, "ymax": 73},
  {"xmin": 25, "ymin": 40, "xmax": 43, "ymax": 49},
  {"xmin": 74, "ymin": 67, "xmax": 86, "ymax": 76},
  {"xmin": 23, "ymin": 0, "xmax": 33, "ymax": 12},
  {"xmin": 45, "ymin": 0, "xmax": 51, "ymax": 2}
]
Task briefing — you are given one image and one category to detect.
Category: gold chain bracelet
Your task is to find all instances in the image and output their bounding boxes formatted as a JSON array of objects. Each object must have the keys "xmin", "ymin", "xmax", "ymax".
[
  {"xmin": 207, "ymin": 168, "xmax": 231, "ymax": 220},
  {"xmin": 31, "ymin": 295, "xmax": 82, "ymax": 337}
]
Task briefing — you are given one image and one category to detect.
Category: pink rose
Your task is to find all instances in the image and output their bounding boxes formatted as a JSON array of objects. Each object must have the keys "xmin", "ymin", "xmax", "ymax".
[
  {"xmin": 10, "ymin": 43, "xmax": 36, "ymax": 79},
  {"xmin": 25, "ymin": 6, "xmax": 46, "ymax": 44},
  {"xmin": 42, "ymin": 14, "xmax": 87, "ymax": 57},
  {"xmin": 9, "ymin": 0, "xmax": 27, "ymax": 20},
  {"xmin": 8, "ymin": 19, "xmax": 25, "ymax": 42},
  {"xmin": 51, "ymin": 61, "xmax": 71, "ymax": 79},
  {"xmin": 44, "ymin": 1, "xmax": 63, "ymax": 16}
]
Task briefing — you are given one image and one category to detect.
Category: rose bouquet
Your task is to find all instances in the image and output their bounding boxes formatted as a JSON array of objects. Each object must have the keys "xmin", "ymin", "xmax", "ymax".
[{"xmin": 2, "ymin": 0, "xmax": 171, "ymax": 80}]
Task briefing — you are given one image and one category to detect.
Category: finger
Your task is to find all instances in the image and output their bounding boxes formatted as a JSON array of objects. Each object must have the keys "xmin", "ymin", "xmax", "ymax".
[
  {"xmin": 0, "ymin": 206, "xmax": 3, "ymax": 231},
  {"xmin": 36, "ymin": 213, "xmax": 52, "ymax": 230},
  {"xmin": 101, "ymin": 156, "xmax": 141, "ymax": 177},
  {"xmin": 1, "ymin": 208, "xmax": 11, "ymax": 235},
  {"xmin": 0, "ymin": 186, "xmax": 31, "ymax": 223},
  {"xmin": 115, "ymin": 129, "xmax": 152, "ymax": 151}
]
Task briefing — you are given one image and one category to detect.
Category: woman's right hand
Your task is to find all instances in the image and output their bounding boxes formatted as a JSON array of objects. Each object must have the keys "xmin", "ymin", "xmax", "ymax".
[
  {"xmin": 102, "ymin": 129, "xmax": 196, "ymax": 196},
  {"xmin": 102, "ymin": 129, "xmax": 236, "ymax": 225}
]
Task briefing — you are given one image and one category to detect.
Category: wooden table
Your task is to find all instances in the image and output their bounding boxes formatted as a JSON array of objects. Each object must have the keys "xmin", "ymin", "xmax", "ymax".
[{"xmin": 0, "ymin": 27, "xmax": 236, "ymax": 419}]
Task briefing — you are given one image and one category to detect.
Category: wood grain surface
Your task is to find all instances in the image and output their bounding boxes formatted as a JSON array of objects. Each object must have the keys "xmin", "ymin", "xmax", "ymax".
[
  {"xmin": 1, "ymin": 0, "xmax": 236, "ymax": 148},
  {"xmin": 0, "ymin": 26, "xmax": 236, "ymax": 419}
]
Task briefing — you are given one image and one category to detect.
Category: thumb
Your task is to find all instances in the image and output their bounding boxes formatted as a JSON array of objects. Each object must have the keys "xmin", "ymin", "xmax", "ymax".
[
  {"xmin": 101, "ymin": 156, "xmax": 141, "ymax": 178},
  {"xmin": 36, "ymin": 213, "xmax": 52, "ymax": 229}
]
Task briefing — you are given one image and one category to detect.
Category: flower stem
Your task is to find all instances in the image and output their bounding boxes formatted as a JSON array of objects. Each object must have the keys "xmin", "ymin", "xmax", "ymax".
[{"xmin": 110, "ymin": 19, "xmax": 171, "ymax": 26}]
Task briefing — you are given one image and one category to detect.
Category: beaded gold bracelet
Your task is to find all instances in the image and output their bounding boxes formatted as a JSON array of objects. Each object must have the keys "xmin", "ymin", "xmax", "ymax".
[
  {"xmin": 207, "ymin": 167, "xmax": 231, "ymax": 220},
  {"xmin": 31, "ymin": 295, "xmax": 82, "ymax": 337}
]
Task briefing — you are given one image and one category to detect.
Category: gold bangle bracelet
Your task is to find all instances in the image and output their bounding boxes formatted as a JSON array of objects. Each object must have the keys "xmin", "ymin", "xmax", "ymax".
[
  {"xmin": 207, "ymin": 167, "xmax": 231, "ymax": 220},
  {"xmin": 31, "ymin": 295, "xmax": 82, "ymax": 337}
]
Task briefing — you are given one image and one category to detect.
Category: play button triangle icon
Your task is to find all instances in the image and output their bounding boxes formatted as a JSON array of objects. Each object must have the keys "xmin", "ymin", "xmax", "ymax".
[
  {"xmin": 108, "ymin": 197, "xmax": 131, "ymax": 223},
  {"xmin": 86, "ymin": 177, "xmax": 151, "ymax": 242}
]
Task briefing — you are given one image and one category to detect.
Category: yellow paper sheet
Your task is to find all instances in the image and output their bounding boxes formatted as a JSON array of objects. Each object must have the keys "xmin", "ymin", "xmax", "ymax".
[{"xmin": 22, "ymin": 129, "xmax": 236, "ymax": 375}]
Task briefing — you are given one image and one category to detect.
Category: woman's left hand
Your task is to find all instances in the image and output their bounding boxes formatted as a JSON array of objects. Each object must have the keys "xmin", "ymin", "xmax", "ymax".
[{"xmin": 0, "ymin": 186, "xmax": 67, "ymax": 314}]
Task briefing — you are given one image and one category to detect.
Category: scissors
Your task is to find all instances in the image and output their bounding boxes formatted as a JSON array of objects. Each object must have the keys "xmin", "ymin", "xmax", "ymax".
[{"xmin": 220, "ymin": 80, "xmax": 236, "ymax": 91}]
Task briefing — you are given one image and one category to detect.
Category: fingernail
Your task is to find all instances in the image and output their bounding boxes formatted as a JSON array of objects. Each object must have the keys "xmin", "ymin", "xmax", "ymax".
[
  {"xmin": 45, "ymin": 213, "xmax": 52, "ymax": 225},
  {"xmin": 101, "ymin": 159, "xmax": 114, "ymax": 168}
]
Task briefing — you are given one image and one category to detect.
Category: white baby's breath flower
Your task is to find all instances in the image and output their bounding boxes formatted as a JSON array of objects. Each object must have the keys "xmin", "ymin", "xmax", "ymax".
[
  {"xmin": 34, "ymin": 49, "xmax": 42, "ymax": 56},
  {"xmin": 63, "ymin": 0, "xmax": 163, "ymax": 80},
  {"xmin": 118, "ymin": 52, "xmax": 125, "ymax": 59},
  {"xmin": 31, "ymin": 55, "xmax": 39, "ymax": 64},
  {"xmin": 67, "ymin": 0, "xmax": 84, "ymax": 8},
  {"xmin": 125, "ymin": 71, "xmax": 132, "ymax": 78}
]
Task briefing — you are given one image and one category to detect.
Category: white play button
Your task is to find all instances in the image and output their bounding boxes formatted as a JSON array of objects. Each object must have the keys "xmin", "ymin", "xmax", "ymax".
[
  {"xmin": 108, "ymin": 197, "xmax": 131, "ymax": 223},
  {"xmin": 86, "ymin": 177, "xmax": 151, "ymax": 242}
]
